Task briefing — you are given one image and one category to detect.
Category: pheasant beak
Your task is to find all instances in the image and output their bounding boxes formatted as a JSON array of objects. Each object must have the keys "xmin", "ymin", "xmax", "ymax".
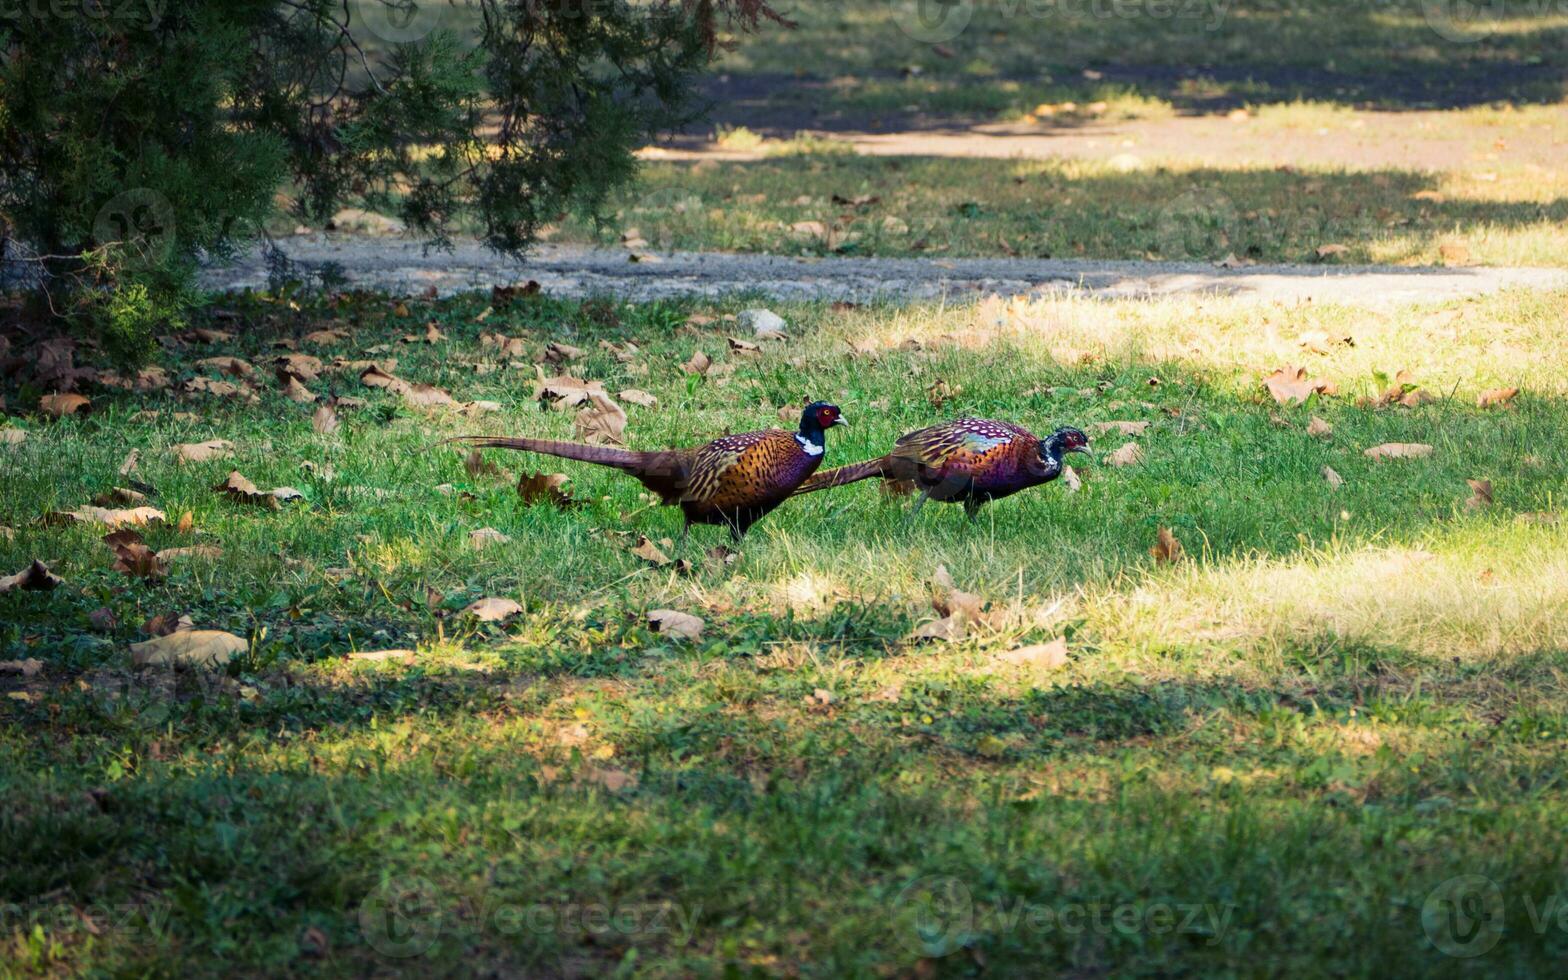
[{"xmin": 834, "ymin": 416, "xmax": 849, "ymax": 428}]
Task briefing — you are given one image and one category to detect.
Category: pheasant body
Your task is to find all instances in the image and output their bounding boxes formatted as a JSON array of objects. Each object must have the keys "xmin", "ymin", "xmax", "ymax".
[
  {"xmin": 452, "ymin": 402, "xmax": 845, "ymax": 539},
  {"xmin": 796, "ymin": 417, "xmax": 1089, "ymax": 517}
]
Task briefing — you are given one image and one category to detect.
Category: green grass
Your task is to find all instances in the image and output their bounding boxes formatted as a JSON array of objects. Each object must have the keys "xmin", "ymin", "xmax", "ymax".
[
  {"xmin": 566, "ymin": 150, "xmax": 1568, "ymax": 266},
  {"xmin": 5, "ymin": 285, "xmax": 1568, "ymax": 974}
]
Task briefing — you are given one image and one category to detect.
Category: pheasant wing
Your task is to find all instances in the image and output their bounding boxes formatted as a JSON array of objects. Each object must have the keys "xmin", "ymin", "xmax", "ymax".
[{"xmin": 680, "ymin": 430, "xmax": 774, "ymax": 504}]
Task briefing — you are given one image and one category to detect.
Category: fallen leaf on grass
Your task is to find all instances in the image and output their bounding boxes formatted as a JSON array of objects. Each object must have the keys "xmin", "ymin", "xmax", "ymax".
[
  {"xmin": 517, "ymin": 472, "xmax": 577, "ymax": 508},
  {"xmin": 0, "ymin": 427, "xmax": 26, "ymax": 446},
  {"xmin": 91, "ymin": 487, "xmax": 149, "ymax": 507},
  {"xmin": 118, "ymin": 449, "xmax": 141, "ymax": 476},
  {"xmin": 0, "ymin": 658, "xmax": 43, "ymax": 677},
  {"xmin": 183, "ymin": 376, "xmax": 258, "ymax": 402},
  {"xmin": 302, "ymin": 328, "xmax": 350, "ymax": 346},
  {"xmin": 281, "ymin": 376, "xmax": 317, "ymax": 403},
  {"xmin": 1364, "ymin": 443, "xmax": 1433, "ymax": 460},
  {"xmin": 682, "ymin": 351, "xmax": 712, "ymax": 376},
  {"xmin": 534, "ymin": 373, "xmax": 608, "ymax": 410},
  {"xmin": 103, "ymin": 530, "xmax": 167, "ymax": 581},
  {"xmin": 541, "ymin": 341, "xmax": 585, "ymax": 363},
  {"xmin": 1061, "ymin": 466, "xmax": 1081, "ymax": 492},
  {"xmin": 194, "ymin": 356, "xmax": 254, "ymax": 379},
  {"xmin": 469, "ymin": 527, "xmax": 511, "ymax": 549},
  {"xmin": 44, "ymin": 506, "xmax": 166, "ymax": 528},
  {"xmin": 130, "ymin": 630, "xmax": 245, "ymax": 669},
  {"xmin": 618, "ymin": 389, "xmax": 657, "ymax": 408},
  {"xmin": 156, "ymin": 545, "xmax": 223, "ymax": 562},
  {"xmin": 630, "ymin": 536, "xmax": 671, "ymax": 567},
  {"xmin": 1477, "ymin": 387, "xmax": 1518, "ymax": 409},
  {"xmin": 174, "ymin": 439, "xmax": 234, "ymax": 463},
  {"xmin": 39, "ymin": 393, "xmax": 90, "ymax": 418},
  {"xmin": 464, "ymin": 597, "xmax": 523, "ymax": 622},
  {"xmin": 1466, "ymin": 479, "xmax": 1493, "ymax": 509},
  {"xmin": 1315, "ymin": 243, "xmax": 1350, "ymax": 259},
  {"xmin": 88, "ymin": 607, "xmax": 117, "ymax": 631},
  {"xmin": 1263, "ymin": 367, "xmax": 1336, "ymax": 406},
  {"xmin": 312, "ymin": 404, "xmax": 340, "ymax": 434},
  {"xmin": 647, "ymin": 609, "xmax": 704, "ymax": 640},
  {"xmin": 1150, "ymin": 527, "xmax": 1184, "ymax": 563},
  {"xmin": 574, "ymin": 392, "xmax": 626, "ymax": 446},
  {"xmin": 212, "ymin": 471, "xmax": 304, "ymax": 508},
  {"xmin": 1307, "ymin": 416, "xmax": 1333, "ymax": 438},
  {"xmin": 401, "ymin": 382, "xmax": 458, "ymax": 409},
  {"xmin": 274, "ymin": 353, "xmax": 323, "ymax": 382},
  {"xmin": 143, "ymin": 612, "xmax": 194, "ymax": 637},
  {"xmin": 994, "ymin": 637, "xmax": 1069, "ymax": 670},
  {"xmin": 1105, "ymin": 442, "xmax": 1143, "ymax": 467},
  {"xmin": 402, "ymin": 323, "xmax": 447, "ymax": 346},
  {"xmin": 0, "ymin": 560, "xmax": 60, "ymax": 593},
  {"xmin": 1322, "ymin": 466, "xmax": 1344, "ymax": 490},
  {"xmin": 727, "ymin": 337, "xmax": 762, "ymax": 357},
  {"xmin": 463, "ymin": 449, "xmax": 506, "ymax": 481}
]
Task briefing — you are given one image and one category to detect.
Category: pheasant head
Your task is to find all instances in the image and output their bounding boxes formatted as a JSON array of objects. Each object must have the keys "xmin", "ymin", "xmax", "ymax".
[{"xmin": 795, "ymin": 401, "xmax": 847, "ymax": 456}]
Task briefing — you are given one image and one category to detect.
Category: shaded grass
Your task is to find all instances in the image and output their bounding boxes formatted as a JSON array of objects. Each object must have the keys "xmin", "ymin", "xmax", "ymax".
[
  {"xmin": 565, "ymin": 152, "xmax": 1568, "ymax": 266},
  {"xmin": 4, "ymin": 285, "xmax": 1568, "ymax": 973}
]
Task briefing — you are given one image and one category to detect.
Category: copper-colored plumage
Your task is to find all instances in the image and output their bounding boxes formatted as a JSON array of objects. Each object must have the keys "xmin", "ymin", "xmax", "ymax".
[{"xmin": 450, "ymin": 402, "xmax": 845, "ymax": 539}]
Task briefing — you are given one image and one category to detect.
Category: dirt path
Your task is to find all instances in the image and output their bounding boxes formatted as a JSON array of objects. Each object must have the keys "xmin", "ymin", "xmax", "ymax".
[{"xmin": 201, "ymin": 236, "xmax": 1568, "ymax": 307}]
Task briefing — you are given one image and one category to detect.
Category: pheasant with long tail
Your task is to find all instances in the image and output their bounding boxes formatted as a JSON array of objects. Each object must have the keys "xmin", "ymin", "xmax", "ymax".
[
  {"xmin": 794, "ymin": 418, "xmax": 1089, "ymax": 520},
  {"xmin": 451, "ymin": 402, "xmax": 846, "ymax": 541}
]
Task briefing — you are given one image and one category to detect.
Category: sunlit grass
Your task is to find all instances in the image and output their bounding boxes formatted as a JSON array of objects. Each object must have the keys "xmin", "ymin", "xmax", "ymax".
[{"xmin": 4, "ymin": 285, "xmax": 1568, "ymax": 973}]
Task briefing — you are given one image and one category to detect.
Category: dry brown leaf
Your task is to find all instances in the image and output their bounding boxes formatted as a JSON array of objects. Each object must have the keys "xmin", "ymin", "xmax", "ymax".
[
  {"xmin": 0, "ymin": 657, "xmax": 44, "ymax": 676},
  {"xmin": 281, "ymin": 376, "xmax": 317, "ymax": 403},
  {"xmin": 1263, "ymin": 367, "xmax": 1335, "ymax": 406},
  {"xmin": 143, "ymin": 612, "xmax": 194, "ymax": 637},
  {"xmin": 1315, "ymin": 243, "xmax": 1350, "ymax": 258},
  {"xmin": 103, "ymin": 529, "xmax": 168, "ymax": 581},
  {"xmin": 1477, "ymin": 386, "xmax": 1519, "ymax": 409},
  {"xmin": 618, "ymin": 389, "xmax": 657, "ymax": 408},
  {"xmin": 118, "ymin": 449, "xmax": 141, "ymax": 476},
  {"xmin": 402, "ymin": 382, "xmax": 458, "ymax": 408},
  {"xmin": 1307, "ymin": 416, "xmax": 1333, "ymax": 438},
  {"xmin": 464, "ymin": 597, "xmax": 523, "ymax": 622},
  {"xmin": 194, "ymin": 356, "xmax": 254, "ymax": 379},
  {"xmin": 463, "ymin": 449, "xmax": 505, "ymax": 481},
  {"xmin": 994, "ymin": 637, "xmax": 1069, "ymax": 670},
  {"xmin": 1105, "ymin": 442, "xmax": 1143, "ymax": 467},
  {"xmin": 302, "ymin": 328, "xmax": 349, "ymax": 346},
  {"xmin": 401, "ymin": 322, "xmax": 447, "ymax": 345},
  {"xmin": 0, "ymin": 427, "xmax": 26, "ymax": 446},
  {"xmin": 647, "ymin": 609, "xmax": 704, "ymax": 640},
  {"xmin": 88, "ymin": 607, "xmax": 118, "ymax": 631},
  {"xmin": 469, "ymin": 527, "xmax": 512, "ymax": 549},
  {"xmin": 358, "ymin": 364, "xmax": 404, "ymax": 390},
  {"xmin": 183, "ymin": 376, "xmax": 258, "ymax": 402},
  {"xmin": 130, "ymin": 630, "xmax": 245, "ymax": 669},
  {"xmin": 45, "ymin": 506, "xmax": 166, "ymax": 528},
  {"xmin": 1439, "ymin": 242, "xmax": 1471, "ymax": 266},
  {"xmin": 1466, "ymin": 478, "xmax": 1493, "ymax": 510},
  {"xmin": 212, "ymin": 471, "xmax": 304, "ymax": 508},
  {"xmin": 0, "ymin": 560, "xmax": 61, "ymax": 593},
  {"xmin": 534, "ymin": 372, "xmax": 607, "ymax": 409},
  {"xmin": 177, "ymin": 511, "xmax": 194, "ymax": 533},
  {"xmin": 631, "ymin": 535, "xmax": 671, "ymax": 567},
  {"xmin": 174, "ymin": 439, "xmax": 234, "ymax": 463},
  {"xmin": 1364, "ymin": 443, "xmax": 1433, "ymax": 461},
  {"xmin": 39, "ymin": 393, "xmax": 90, "ymax": 418},
  {"xmin": 931, "ymin": 564, "xmax": 985, "ymax": 622},
  {"xmin": 1322, "ymin": 465, "xmax": 1344, "ymax": 490},
  {"xmin": 727, "ymin": 337, "xmax": 762, "ymax": 357},
  {"xmin": 1150, "ymin": 526, "xmax": 1184, "ymax": 563},
  {"xmin": 517, "ymin": 472, "xmax": 577, "ymax": 509},
  {"xmin": 574, "ymin": 392, "xmax": 627, "ymax": 446},
  {"xmin": 156, "ymin": 545, "xmax": 223, "ymax": 562},
  {"xmin": 312, "ymin": 404, "xmax": 340, "ymax": 434},
  {"xmin": 682, "ymin": 351, "xmax": 712, "ymax": 376},
  {"xmin": 1061, "ymin": 466, "xmax": 1082, "ymax": 492},
  {"xmin": 274, "ymin": 353, "xmax": 323, "ymax": 382},
  {"xmin": 541, "ymin": 341, "xmax": 585, "ymax": 363},
  {"xmin": 91, "ymin": 487, "xmax": 149, "ymax": 507},
  {"xmin": 911, "ymin": 615, "xmax": 963, "ymax": 642}
]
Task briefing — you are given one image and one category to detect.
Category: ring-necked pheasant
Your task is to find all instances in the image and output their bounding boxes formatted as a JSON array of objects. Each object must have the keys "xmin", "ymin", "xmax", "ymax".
[
  {"xmin": 793, "ymin": 418, "xmax": 1089, "ymax": 521},
  {"xmin": 450, "ymin": 402, "xmax": 847, "ymax": 541}
]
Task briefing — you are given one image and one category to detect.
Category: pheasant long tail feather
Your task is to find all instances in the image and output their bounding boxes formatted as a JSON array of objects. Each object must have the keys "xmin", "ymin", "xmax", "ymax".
[
  {"xmin": 791, "ymin": 457, "xmax": 889, "ymax": 496},
  {"xmin": 446, "ymin": 436, "xmax": 654, "ymax": 472}
]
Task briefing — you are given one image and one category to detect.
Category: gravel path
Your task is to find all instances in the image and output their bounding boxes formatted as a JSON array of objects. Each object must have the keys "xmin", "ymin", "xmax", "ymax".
[{"xmin": 200, "ymin": 236, "xmax": 1568, "ymax": 307}]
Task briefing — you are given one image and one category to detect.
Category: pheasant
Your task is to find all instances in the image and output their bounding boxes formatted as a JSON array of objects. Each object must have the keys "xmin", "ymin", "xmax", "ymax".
[
  {"xmin": 450, "ymin": 402, "xmax": 846, "ymax": 541},
  {"xmin": 793, "ymin": 418, "xmax": 1090, "ymax": 520}
]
